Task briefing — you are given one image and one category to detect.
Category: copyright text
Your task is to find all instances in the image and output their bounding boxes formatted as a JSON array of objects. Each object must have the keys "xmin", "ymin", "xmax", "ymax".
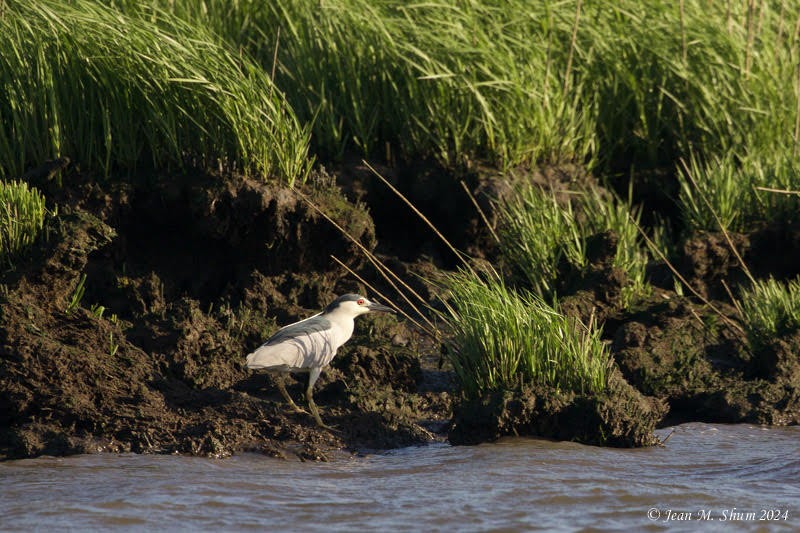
[{"xmin": 647, "ymin": 508, "xmax": 789, "ymax": 522}]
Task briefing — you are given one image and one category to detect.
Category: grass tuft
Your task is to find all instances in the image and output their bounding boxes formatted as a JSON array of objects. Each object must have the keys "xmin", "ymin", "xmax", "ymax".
[
  {"xmin": 497, "ymin": 185, "xmax": 650, "ymax": 306},
  {"xmin": 739, "ymin": 277, "xmax": 800, "ymax": 350},
  {"xmin": 680, "ymin": 153, "xmax": 800, "ymax": 232},
  {"xmin": 442, "ymin": 269, "xmax": 611, "ymax": 400},
  {"xmin": 0, "ymin": 180, "xmax": 48, "ymax": 266}
]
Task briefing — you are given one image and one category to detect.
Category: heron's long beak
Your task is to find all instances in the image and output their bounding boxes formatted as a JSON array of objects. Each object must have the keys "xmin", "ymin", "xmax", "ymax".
[{"xmin": 367, "ymin": 301, "xmax": 395, "ymax": 313}]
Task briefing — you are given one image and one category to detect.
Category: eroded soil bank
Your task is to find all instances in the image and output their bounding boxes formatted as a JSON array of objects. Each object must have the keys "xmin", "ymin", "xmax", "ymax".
[
  {"xmin": 0, "ymin": 167, "xmax": 450, "ymax": 460},
  {"xmin": 1, "ymin": 161, "xmax": 799, "ymax": 460}
]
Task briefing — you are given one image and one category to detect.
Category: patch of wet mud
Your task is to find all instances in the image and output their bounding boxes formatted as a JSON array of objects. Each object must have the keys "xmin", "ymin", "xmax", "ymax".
[
  {"xmin": 449, "ymin": 370, "xmax": 665, "ymax": 447},
  {"xmin": 611, "ymin": 293, "xmax": 800, "ymax": 426},
  {"xmin": 0, "ymin": 169, "xmax": 447, "ymax": 461}
]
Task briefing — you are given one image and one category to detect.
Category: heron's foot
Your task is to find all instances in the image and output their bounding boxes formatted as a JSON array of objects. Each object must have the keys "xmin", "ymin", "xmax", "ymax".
[
  {"xmin": 311, "ymin": 413, "xmax": 339, "ymax": 431},
  {"xmin": 309, "ymin": 407, "xmax": 330, "ymax": 429},
  {"xmin": 315, "ymin": 420, "xmax": 338, "ymax": 431},
  {"xmin": 288, "ymin": 405, "xmax": 309, "ymax": 415}
]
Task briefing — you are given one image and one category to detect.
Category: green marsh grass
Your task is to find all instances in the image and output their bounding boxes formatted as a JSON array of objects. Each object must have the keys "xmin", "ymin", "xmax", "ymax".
[
  {"xmin": 442, "ymin": 269, "xmax": 610, "ymax": 400},
  {"xmin": 65, "ymin": 273, "xmax": 87, "ymax": 314},
  {"xmin": 0, "ymin": 180, "xmax": 48, "ymax": 266},
  {"xmin": 680, "ymin": 153, "xmax": 800, "ymax": 232},
  {"xmin": 498, "ymin": 185, "xmax": 650, "ymax": 306},
  {"xmin": 107, "ymin": 0, "xmax": 597, "ymax": 168},
  {"xmin": 578, "ymin": 0, "xmax": 799, "ymax": 168},
  {"xmin": 105, "ymin": 0, "xmax": 800, "ymax": 176},
  {"xmin": 0, "ymin": 0, "xmax": 310, "ymax": 183},
  {"xmin": 498, "ymin": 187, "xmax": 585, "ymax": 298},
  {"xmin": 739, "ymin": 277, "xmax": 800, "ymax": 350}
]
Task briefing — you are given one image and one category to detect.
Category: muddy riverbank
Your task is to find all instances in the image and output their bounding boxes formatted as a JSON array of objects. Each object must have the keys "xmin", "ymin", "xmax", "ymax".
[{"xmin": 1, "ymin": 161, "xmax": 799, "ymax": 460}]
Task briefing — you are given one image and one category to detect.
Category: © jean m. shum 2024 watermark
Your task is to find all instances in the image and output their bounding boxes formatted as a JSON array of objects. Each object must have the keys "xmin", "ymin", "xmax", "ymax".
[{"xmin": 647, "ymin": 507, "xmax": 790, "ymax": 523}]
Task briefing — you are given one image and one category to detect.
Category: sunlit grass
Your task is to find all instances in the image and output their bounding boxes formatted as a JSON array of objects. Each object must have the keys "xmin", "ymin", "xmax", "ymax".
[
  {"xmin": 497, "ymin": 187, "xmax": 584, "ymax": 298},
  {"xmin": 108, "ymin": 0, "xmax": 595, "ymax": 169},
  {"xmin": 498, "ymin": 185, "xmax": 650, "ymax": 306},
  {"xmin": 442, "ymin": 269, "xmax": 611, "ymax": 400},
  {"xmin": 580, "ymin": 0, "xmax": 798, "ymax": 168},
  {"xmin": 0, "ymin": 0, "xmax": 310, "ymax": 183},
  {"xmin": 0, "ymin": 180, "xmax": 48, "ymax": 266},
  {"xmin": 680, "ymin": 153, "xmax": 800, "ymax": 232},
  {"xmin": 106, "ymin": 0, "xmax": 799, "ymax": 175},
  {"xmin": 739, "ymin": 277, "xmax": 800, "ymax": 350}
]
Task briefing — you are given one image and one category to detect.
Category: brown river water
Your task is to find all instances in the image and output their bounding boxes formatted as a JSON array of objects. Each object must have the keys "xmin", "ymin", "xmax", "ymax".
[{"xmin": 1, "ymin": 423, "xmax": 798, "ymax": 532}]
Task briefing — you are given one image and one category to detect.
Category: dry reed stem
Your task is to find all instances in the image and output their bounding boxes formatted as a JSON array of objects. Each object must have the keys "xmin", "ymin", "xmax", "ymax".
[
  {"xmin": 745, "ymin": 0, "xmax": 755, "ymax": 79},
  {"xmin": 543, "ymin": 34, "xmax": 552, "ymax": 103},
  {"xmin": 721, "ymin": 278, "xmax": 744, "ymax": 318},
  {"xmin": 363, "ymin": 160, "xmax": 476, "ymax": 275},
  {"xmin": 755, "ymin": 0, "xmax": 765, "ymax": 41},
  {"xmin": 795, "ymin": 64, "xmax": 800, "ymax": 156},
  {"xmin": 660, "ymin": 429, "xmax": 675, "ymax": 445},
  {"xmin": 459, "ymin": 180, "xmax": 500, "ymax": 244},
  {"xmin": 268, "ymin": 26, "xmax": 281, "ymax": 99},
  {"xmin": 680, "ymin": 0, "xmax": 687, "ymax": 64},
  {"xmin": 330, "ymin": 255, "xmax": 436, "ymax": 338},
  {"xmin": 363, "ymin": 252, "xmax": 434, "ymax": 319},
  {"xmin": 726, "ymin": 0, "xmax": 732, "ymax": 32},
  {"xmin": 563, "ymin": 0, "xmax": 583, "ymax": 95},
  {"xmin": 793, "ymin": 12, "xmax": 800, "ymax": 43},
  {"xmin": 358, "ymin": 252, "xmax": 440, "ymax": 334},
  {"xmin": 754, "ymin": 185, "xmax": 800, "ymax": 195},
  {"xmin": 775, "ymin": 0, "xmax": 785, "ymax": 62},
  {"xmin": 293, "ymin": 187, "xmax": 438, "ymax": 336}
]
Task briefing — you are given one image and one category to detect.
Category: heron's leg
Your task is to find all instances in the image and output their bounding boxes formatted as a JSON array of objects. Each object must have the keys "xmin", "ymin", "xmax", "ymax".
[
  {"xmin": 273, "ymin": 374, "xmax": 307, "ymax": 414},
  {"xmin": 305, "ymin": 367, "xmax": 333, "ymax": 429}
]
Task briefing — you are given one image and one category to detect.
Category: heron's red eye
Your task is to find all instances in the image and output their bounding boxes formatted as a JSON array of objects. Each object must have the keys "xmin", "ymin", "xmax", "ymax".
[{"xmin": 357, "ymin": 298, "xmax": 365, "ymax": 305}]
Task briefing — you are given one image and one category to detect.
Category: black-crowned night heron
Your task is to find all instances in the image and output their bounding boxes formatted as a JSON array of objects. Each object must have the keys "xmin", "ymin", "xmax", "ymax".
[{"xmin": 246, "ymin": 294, "xmax": 394, "ymax": 428}]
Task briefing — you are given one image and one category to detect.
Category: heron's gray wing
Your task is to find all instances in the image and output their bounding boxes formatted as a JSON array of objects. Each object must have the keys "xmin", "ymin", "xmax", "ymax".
[
  {"xmin": 247, "ymin": 315, "xmax": 335, "ymax": 370},
  {"xmin": 263, "ymin": 315, "xmax": 332, "ymax": 346}
]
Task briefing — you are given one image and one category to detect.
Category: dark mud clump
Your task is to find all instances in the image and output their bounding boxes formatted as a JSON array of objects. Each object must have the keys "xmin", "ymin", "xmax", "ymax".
[
  {"xmin": 0, "ymin": 168, "xmax": 447, "ymax": 461},
  {"xmin": 449, "ymin": 370, "xmax": 665, "ymax": 447},
  {"xmin": 558, "ymin": 230, "xmax": 630, "ymax": 326},
  {"xmin": 612, "ymin": 294, "xmax": 800, "ymax": 426},
  {"xmin": 679, "ymin": 230, "xmax": 751, "ymax": 299},
  {"xmin": 609, "ymin": 227, "xmax": 800, "ymax": 427}
]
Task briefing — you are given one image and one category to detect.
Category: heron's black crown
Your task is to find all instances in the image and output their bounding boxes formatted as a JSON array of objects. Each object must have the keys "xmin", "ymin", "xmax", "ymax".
[{"xmin": 324, "ymin": 293, "xmax": 364, "ymax": 313}]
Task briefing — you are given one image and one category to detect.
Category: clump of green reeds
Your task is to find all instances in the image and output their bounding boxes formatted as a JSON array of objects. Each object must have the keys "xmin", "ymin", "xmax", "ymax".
[
  {"xmin": 680, "ymin": 153, "xmax": 800, "ymax": 232},
  {"xmin": 248, "ymin": 0, "xmax": 598, "ymax": 167},
  {"xmin": 498, "ymin": 185, "xmax": 650, "ymax": 306},
  {"xmin": 739, "ymin": 277, "xmax": 800, "ymax": 349},
  {"xmin": 497, "ymin": 187, "xmax": 584, "ymax": 298},
  {"xmin": 0, "ymin": 0, "xmax": 310, "ymax": 183},
  {"xmin": 0, "ymin": 180, "xmax": 48, "ymax": 265},
  {"xmin": 442, "ymin": 269, "xmax": 610, "ymax": 400}
]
